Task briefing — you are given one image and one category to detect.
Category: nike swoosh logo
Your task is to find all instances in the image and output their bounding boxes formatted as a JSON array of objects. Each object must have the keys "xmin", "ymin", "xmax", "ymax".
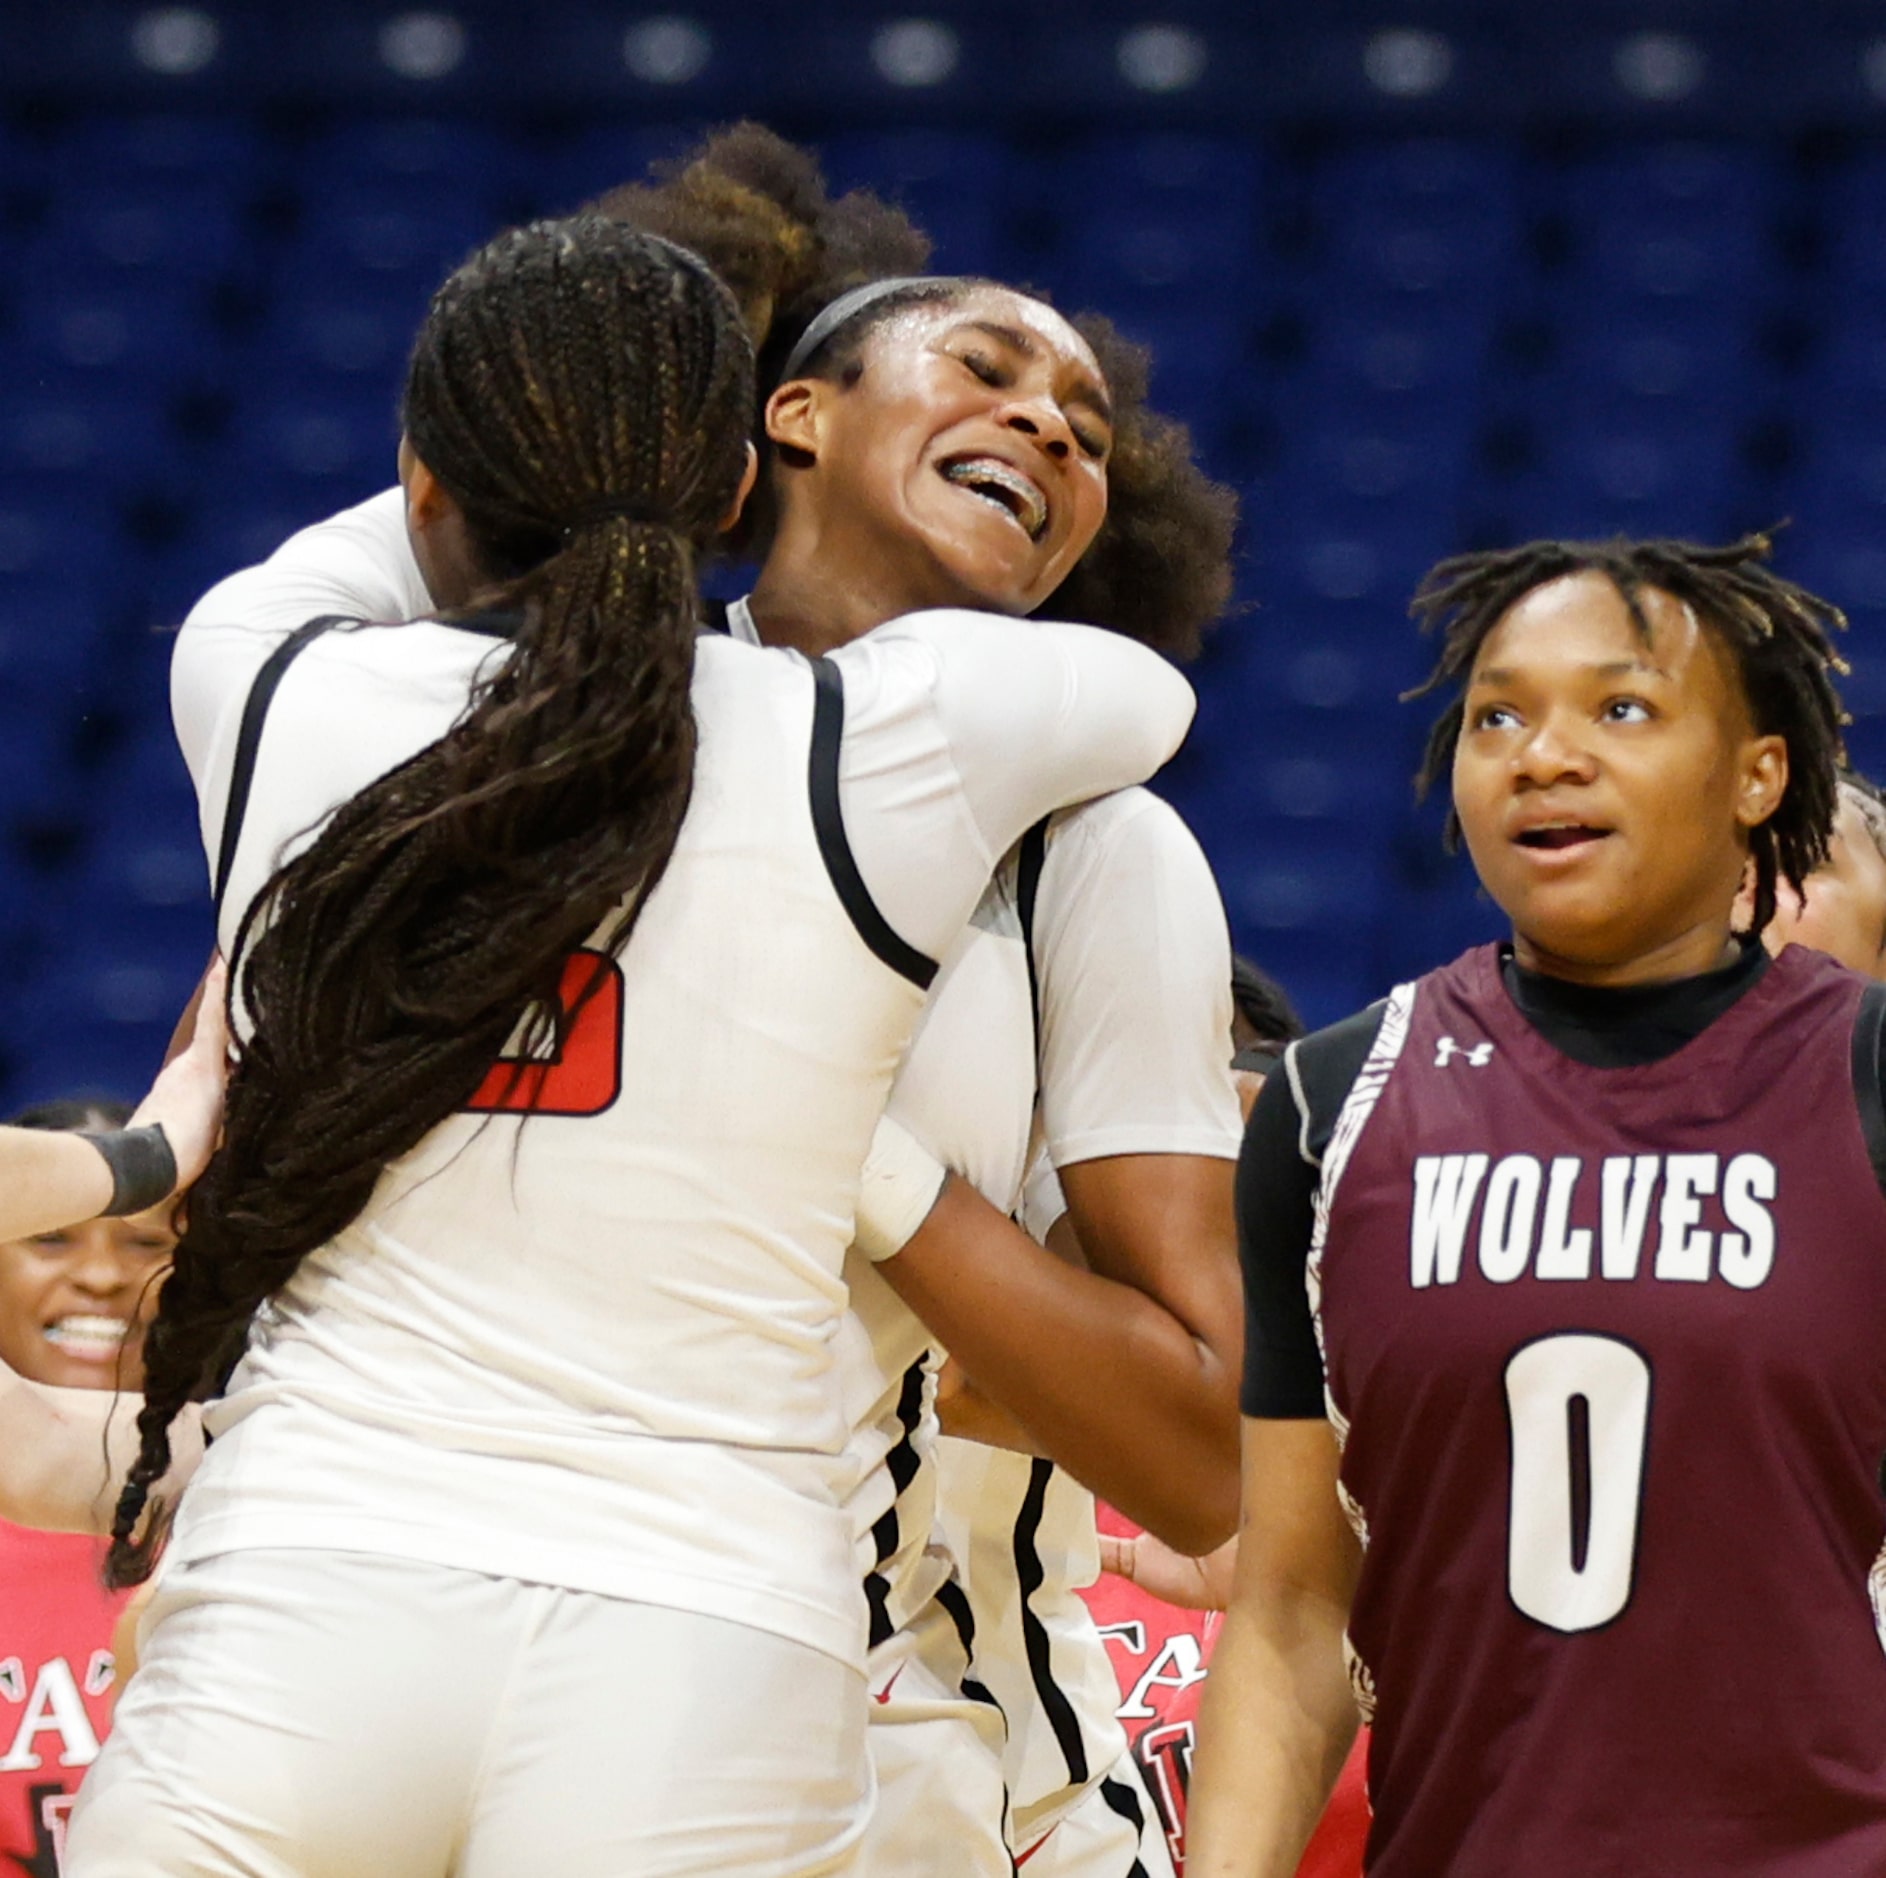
[{"xmin": 872, "ymin": 1663, "xmax": 907, "ymax": 1706}]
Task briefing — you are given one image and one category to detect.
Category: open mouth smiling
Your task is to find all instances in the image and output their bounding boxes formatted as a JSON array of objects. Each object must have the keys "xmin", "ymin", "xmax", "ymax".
[
  {"xmin": 44, "ymin": 1313, "xmax": 132, "ymax": 1361},
  {"xmin": 939, "ymin": 455, "xmax": 1049, "ymax": 542}
]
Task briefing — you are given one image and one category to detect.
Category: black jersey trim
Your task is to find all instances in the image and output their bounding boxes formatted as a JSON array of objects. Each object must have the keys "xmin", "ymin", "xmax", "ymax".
[
  {"xmin": 862, "ymin": 1357, "xmax": 929, "ymax": 1651},
  {"xmin": 1292, "ymin": 1000, "xmax": 1389, "ymax": 1162},
  {"xmin": 808, "ymin": 657, "xmax": 938, "ymax": 992},
  {"xmin": 1015, "ymin": 1456, "xmax": 1091, "ymax": 1789},
  {"xmin": 212, "ymin": 614, "xmax": 353, "ymax": 918},
  {"xmin": 1097, "ymin": 1778, "xmax": 1153, "ymax": 1878},
  {"xmin": 1853, "ymin": 982, "xmax": 1886, "ymax": 1196},
  {"xmin": 1015, "ymin": 815, "xmax": 1051, "ymax": 1037},
  {"xmin": 933, "ymin": 1577, "xmax": 1005, "ymax": 1717}
]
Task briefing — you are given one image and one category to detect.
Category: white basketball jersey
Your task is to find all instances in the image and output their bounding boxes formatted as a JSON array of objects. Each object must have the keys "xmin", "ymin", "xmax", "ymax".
[
  {"xmin": 174, "ymin": 636, "xmax": 930, "ymax": 1669},
  {"xmin": 164, "ymin": 502, "xmax": 1197, "ymax": 1674}
]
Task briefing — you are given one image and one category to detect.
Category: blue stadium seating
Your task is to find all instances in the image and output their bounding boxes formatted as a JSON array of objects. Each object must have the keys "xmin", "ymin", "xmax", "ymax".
[{"xmin": 6, "ymin": 6, "xmax": 1886, "ymax": 1077}]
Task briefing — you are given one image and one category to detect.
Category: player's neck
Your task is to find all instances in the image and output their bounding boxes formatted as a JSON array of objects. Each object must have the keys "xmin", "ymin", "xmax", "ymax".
[
  {"xmin": 748, "ymin": 515, "xmax": 992, "ymax": 656},
  {"xmin": 1510, "ymin": 918, "xmax": 1744, "ymax": 990}
]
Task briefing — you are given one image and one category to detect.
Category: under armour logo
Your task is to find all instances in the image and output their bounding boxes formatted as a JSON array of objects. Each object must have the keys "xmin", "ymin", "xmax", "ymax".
[{"xmin": 1434, "ymin": 1036, "xmax": 1494, "ymax": 1067}]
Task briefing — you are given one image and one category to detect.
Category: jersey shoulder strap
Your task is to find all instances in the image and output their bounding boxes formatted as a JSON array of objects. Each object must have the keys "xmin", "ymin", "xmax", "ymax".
[
  {"xmin": 1290, "ymin": 998, "xmax": 1391, "ymax": 1164},
  {"xmin": 212, "ymin": 614, "xmax": 354, "ymax": 917},
  {"xmin": 1014, "ymin": 814, "xmax": 1051, "ymax": 1042},
  {"xmin": 807, "ymin": 655, "xmax": 938, "ymax": 992}
]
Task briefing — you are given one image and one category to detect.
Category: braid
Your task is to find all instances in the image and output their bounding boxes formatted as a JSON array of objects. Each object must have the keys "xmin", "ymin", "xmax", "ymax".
[
  {"xmin": 1407, "ymin": 530, "xmax": 1849, "ymax": 937},
  {"xmin": 107, "ymin": 218, "xmax": 755, "ymax": 1587}
]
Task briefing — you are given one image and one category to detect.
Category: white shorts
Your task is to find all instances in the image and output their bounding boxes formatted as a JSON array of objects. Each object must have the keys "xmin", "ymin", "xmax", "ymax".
[
  {"xmin": 859, "ymin": 1592, "xmax": 1010, "ymax": 1878},
  {"xmin": 66, "ymin": 1548, "xmax": 870, "ymax": 1878},
  {"xmin": 1015, "ymin": 1755, "xmax": 1176, "ymax": 1878}
]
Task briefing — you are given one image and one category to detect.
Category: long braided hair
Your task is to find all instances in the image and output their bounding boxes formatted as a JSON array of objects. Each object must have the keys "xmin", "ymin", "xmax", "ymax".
[
  {"xmin": 106, "ymin": 217, "xmax": 755, "ymax": 1586},
  {"xmin": 1407, "ymin": 531, "xmax": 1849, "ymax": 936}
]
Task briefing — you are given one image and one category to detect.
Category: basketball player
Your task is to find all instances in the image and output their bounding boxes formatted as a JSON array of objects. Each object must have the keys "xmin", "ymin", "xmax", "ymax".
[
  {"xmin": 0, "ymin": 982, "xmax": 223, "ymax": 1538},
  {"xmin": 1189, "ymin": 534, "xmax": 1882, "ymax": 1876},
  {"xmin": 603, "ymin": 127, "xmax": 1246, "ymax": 1877},
  {"xmin": 0, "ymin": 1096, "xmax": 174, "ymax": 1875},
  {"xmin": 65, "ymin": 219, "xmax": 1194, "ymax": 1878}
]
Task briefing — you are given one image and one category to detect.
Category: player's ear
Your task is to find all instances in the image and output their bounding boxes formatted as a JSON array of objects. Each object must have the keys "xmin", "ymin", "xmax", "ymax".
[
  {"xmin": 764, "ymin": 380, "xmax": 827, "ymax": 468},
  {"xmin": 398, "ymin": 434, "xmax": 480, "ymax": 610},
  {"xmin": 398, "ymin": 435, "xmax": 454, "ymax": 531},
  {"xmin": 1734, "ymin": 733, "xmax": 1789, "ymax": 831}
]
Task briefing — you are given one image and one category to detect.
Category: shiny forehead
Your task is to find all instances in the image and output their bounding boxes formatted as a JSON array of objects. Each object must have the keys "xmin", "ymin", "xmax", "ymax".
[{"xmin": 871, "ymin": 284, "xmax": 1103, "ymax": 384}]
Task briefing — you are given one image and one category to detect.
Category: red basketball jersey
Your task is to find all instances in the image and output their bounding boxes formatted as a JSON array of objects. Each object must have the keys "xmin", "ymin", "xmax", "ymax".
[
  {"xmin": 0, "ymin": 1521, "xmax": 128, "ymax": 1875},
  {"xmin": 1083, "ymin": 1505, "xmax": 1369, "ymax": 1876},
  {"xmin": 1320, "ymin": 943, "xmax": 1886, "ymax": 1874}
]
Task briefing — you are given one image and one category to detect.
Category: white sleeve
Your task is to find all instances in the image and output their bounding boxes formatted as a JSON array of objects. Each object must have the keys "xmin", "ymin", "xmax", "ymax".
[
  {"xmin": 827, "ymin": 608, "xmax": 1196, "ymax": 962},
  {"xmin": 1035, "ymin": 790, "xmax": 1244, "ymax": 1168},
  {"xmin": 1019, "ymin": 1150, "xmax": 1069, "ymax": 1243},
  {"xmin": 171, "ymin": 488, "xmax": 433, "ymax": 797}
]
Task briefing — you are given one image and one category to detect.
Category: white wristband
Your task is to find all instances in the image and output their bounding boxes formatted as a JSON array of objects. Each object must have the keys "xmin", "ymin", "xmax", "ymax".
[{"xmin": 854, "ymin": 1114, "xmax": 948, "ymax": 1263}]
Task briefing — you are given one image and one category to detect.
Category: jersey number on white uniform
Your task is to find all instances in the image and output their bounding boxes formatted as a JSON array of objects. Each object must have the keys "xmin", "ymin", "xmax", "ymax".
[
  {"xmin": 1503, "ymin": 1333, "xmax": 1652, "ymax": 1634},
  {"xmin": 465, "ymin": 949, "xmax": 624, "ymax": 1118}
]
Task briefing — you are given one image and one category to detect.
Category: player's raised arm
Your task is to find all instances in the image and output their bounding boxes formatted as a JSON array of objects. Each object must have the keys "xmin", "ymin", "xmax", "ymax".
[{"xmin": 0, "ymin": 959, "xmax": 228, "ymax": 1245}]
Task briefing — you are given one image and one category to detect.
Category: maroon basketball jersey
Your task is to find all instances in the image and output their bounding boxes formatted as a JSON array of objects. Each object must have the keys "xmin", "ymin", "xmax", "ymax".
[{"xmin": 1317, "ymin": 942, "xmax": 1886, "ymax": 1875}]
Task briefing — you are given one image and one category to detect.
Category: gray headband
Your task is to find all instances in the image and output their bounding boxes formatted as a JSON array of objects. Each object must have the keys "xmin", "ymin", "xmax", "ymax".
[{"xmin": 775, "ymin": 275, "xmax": 964, "ymax": 386}]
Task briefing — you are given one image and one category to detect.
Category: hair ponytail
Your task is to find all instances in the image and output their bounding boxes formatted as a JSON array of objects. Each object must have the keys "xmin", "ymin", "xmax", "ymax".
[{"xmin": 107, "ymin": 219, "xmax": 755, "ymax": 1586}]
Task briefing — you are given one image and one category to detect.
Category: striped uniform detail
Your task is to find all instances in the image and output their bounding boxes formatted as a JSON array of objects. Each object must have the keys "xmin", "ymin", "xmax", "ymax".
[
  {"xmin": 865, "ymin": 1358, "xmax": 930, "ymax": 1649},
  {"xmin": 1098, "ymin": 1776, "xmax": 1153, "ymax": 1878},
  {"xmin": 1014, "ymin": 1457, "xmax": 1091, "ymax": 1790},
  {"xmin": 1304, "ymin": 978, "xmax": 1415, "ymax": 1455}
]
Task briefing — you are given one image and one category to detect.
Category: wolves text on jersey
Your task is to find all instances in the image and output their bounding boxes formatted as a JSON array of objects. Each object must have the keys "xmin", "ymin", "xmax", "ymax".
[{"xmin": 1409, "ymin": 1151, "xmax": 1778, "ymax": 1290}]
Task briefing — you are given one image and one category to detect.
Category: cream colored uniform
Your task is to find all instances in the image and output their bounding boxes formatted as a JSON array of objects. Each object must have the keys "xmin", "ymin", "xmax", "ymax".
[
  {"xmin": 66, "ymin": 497, "xmax": 1195, "ymax": 1878},
  {"xmin": 722, "ymin": 573, "xmax": 1239, "ymax": 1878}
]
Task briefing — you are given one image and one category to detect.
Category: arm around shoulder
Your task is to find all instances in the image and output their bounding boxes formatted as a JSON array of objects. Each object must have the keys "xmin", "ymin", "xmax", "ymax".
[{"xmin": 886, "ymin": 609, "xmax": 1197, "ymax": 861}]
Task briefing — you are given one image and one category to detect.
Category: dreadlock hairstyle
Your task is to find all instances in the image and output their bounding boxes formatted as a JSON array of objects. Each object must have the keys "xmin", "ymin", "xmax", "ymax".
[
  {"xmin": 589, "ymin": 121, "xmax": 1237, "ymax": 659},
  {"xmin": 1407, "ymin": 530, "xmax": 1849, "ymax": 939},
  {"xmin": 104, "ymin": 217, "xmax": 756, "ymax": 1587}
]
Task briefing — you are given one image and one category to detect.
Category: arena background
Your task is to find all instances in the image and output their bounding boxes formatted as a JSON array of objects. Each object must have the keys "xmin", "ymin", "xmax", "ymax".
[{"xmin": 0, "ymin": 0, "xmax": 1880, "ymax": 1103}]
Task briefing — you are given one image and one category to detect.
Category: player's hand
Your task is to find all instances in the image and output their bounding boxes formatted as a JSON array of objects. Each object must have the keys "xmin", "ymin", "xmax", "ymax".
[
  {"xmin": 1099, "ymin": 1528, "xmax": 1239, "ymax": 1610},
  {"xmin": 128, "ymin": 957, "xmax": 231, "ymax": 1197}
]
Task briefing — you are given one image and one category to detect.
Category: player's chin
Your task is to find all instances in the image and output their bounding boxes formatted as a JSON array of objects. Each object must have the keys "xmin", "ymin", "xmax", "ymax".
[
  {"xmin": 1489, "ymin": 874, "xmax": 1629, "ymax": 957},
  {"xmin": 923, "ymin": 523, "xmax": 1063, "ymax": 616}
]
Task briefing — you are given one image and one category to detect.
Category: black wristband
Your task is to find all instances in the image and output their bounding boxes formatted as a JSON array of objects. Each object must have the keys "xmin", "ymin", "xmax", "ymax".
[{"xmin": 89, "ymin": 1125, "xmax": 178, "ymax": 1218}]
